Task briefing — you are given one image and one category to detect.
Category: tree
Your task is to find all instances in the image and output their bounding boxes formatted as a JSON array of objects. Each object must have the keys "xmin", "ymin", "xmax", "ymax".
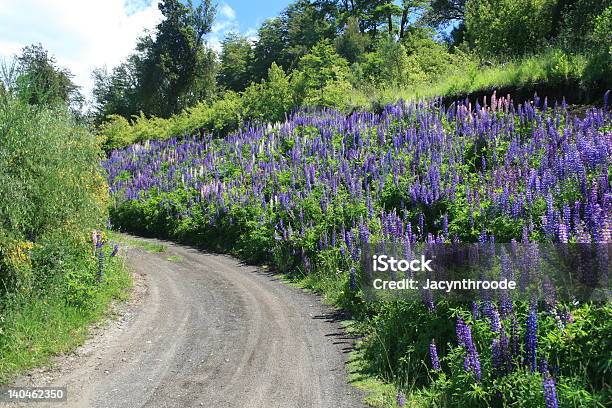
[
  {"xmin": 14, "ymin": 44, "xmax": 81, "ymax": 108},
  {"xmin": 556, "ymin": 0, "xmax": 612, "ymax": 48},
  {"xmin": 285, "ymin": 0, "xmax": 337, "ymax": 65},
  {"xmin": 134, "ymin": 0, "xmax": 217, "ymax": 117},
  {"xmin": 422, "ymin": 0, "xmax": 466, "ymax": 29},
  {"xmin": 250, "ymin": 0, "xmax": 338, "ymax": 81},
  {"xmin": 335, "ymin": 16, "xmax": 370, "ymax": 63},
  {"xmin": 91, "ymin": 58, "xmax": 141, "ymax": 124},
  {"xmin": 218, "ymin": 33, "xmax": 253, "ymax": 91},
  {"xmin": 293, "ymin": 40, "xmax": 352, "ymax": 107},
  {"xmin": 359, "ymin": 36, "xmax": 413, "ymax": 86},
  {"xmin": 0, "ymin": 58, "xmax": 19, "ymax": 101},
  {"xmin": 242, "ymin": 63, "xmax": 295, "ymax": 123},
  {"xmin": 250, "ymin": 18, "xmax": 289, "ymax": 81},
  {"xmin": 464, "ymin": 0, "xmax": 555, "ymax": 57}
]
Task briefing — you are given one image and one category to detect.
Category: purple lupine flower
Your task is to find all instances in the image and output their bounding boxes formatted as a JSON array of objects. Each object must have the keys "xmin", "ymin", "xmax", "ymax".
[
  {"xmin": 541, "ymin": 361, "xmax": 559, "ymax": 408},
  {"xmin": 489, "ymin": 308, "xmax": 501, "ymax": 333},
  {"xmin": 442, "ymin": 214, "xmax": 449, "ymax": 237},
  {"xmin": 429, "ymin": 340, "xmax": 441, "ymax": 371},
  {"xmin": 482, "ymin": 300, "xmax": 493, "ymax": 320},
  {"xmin": 471, "ymin": 301, "xmax": 479, "ymax": 320},
  {"xmin": 456, "ymin": 317, "xmax": 481, "ymax": 380},
  {"xmin": 525, "ymin": 308, "xmax": 538, "ymax": 372},
  {"xmin": 396, "ymin": 391, "xmax": 406, "ymax": 407},
  {"xmin": 110, "ymin": 244, "xmax": 119, "ymax": 257},
  {"xmin": 422, "ymin": 287, "xmax": 435, "ymax": 312}
]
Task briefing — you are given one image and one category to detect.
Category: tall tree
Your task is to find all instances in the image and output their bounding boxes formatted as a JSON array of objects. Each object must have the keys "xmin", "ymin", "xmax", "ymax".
[
  {"xmin": 422, "ymin": 0, "xmax": 466, "ymax": 29},
  {"xmin": 91, "ymin": 58, "xmax": 141, "ymax": 123},
  {"xmin": 218, "ymin": 33, "xmax": 253, "ymax": 91},
  {"xmin": 250, "ymin": 18, "xmax": 289, "ymax": 81},
  {"xmin": 250, "ymin": 0, "xmax": 338, "ymax": 81},
  {"xmin": 285, "ymin": 0, "xmax": 337, "ymax": 66},
  {"xmin": 335, "ymin": 16, "xmax": 370, "ymax": 62},
  {"xmin": 135, "ymin": 0, "xmax": 217, "ymax": 117},
  {"xmin": 15, "ymin": 44, "xmax": 81, "ymax": 108}
]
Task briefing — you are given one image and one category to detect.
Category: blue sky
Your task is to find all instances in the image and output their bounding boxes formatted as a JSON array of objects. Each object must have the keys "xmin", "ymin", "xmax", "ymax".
[{"xmin": 0, "ymin": 0, "xmax": 290, "ymax": 98}]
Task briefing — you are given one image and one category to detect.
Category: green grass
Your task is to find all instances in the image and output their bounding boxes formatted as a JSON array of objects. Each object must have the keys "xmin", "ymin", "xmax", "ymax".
[
  {"xmin": 108, "ymin": 231, "xmax": 166, "ymax": 253},
  {"xmin": 0, "ymin": 255, "xmax": 131, "ymax": 384},
  {"xmin": 341, "ymin": 319, "xmax": 404, "ymax": 408},
  {"xmin": 348, "ymin": 49, "xmax": 591, "ymax": 108},
  {"xmin": 166, "ymin": 255, "xmax": 181, "ymax": 262}
]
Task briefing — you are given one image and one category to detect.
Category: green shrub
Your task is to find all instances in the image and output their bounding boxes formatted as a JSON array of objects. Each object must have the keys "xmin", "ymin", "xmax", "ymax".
[
  {"xmin": 583, "ymin": 6, "xmax": 612, "ymax": 87},
  {"xmin": 0, "ymin": 97, "xmax": 107, "ymax": 295},
  {"xmin": 243, "ymin": 63, "xmax": 295, "ymax": 123},
  {"xmin": 293, "ymin": 40, "xmax": 352, "ymax": 108},
  {"xmin": 99, "ymin": 114, "xmax": 135, "ymax": 150},
  {"xmin": 465, "ymin": 0, "xmax": 555, "ymax": 57}
]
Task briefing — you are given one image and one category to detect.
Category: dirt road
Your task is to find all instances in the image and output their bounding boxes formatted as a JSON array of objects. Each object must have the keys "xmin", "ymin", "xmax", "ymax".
[{"xmin": 8, "ymin": 238, "xmax": 366, "ymax": 408}]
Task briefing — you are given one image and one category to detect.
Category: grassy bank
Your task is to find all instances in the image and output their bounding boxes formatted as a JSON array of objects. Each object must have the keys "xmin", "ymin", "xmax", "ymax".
[
  {"xmin": 348, "ymin": 49, "xmax": 608, "ymax": 109},
  {"xmin": 0, "ymin": 249, "xmax": 131, "ymax": 384}
]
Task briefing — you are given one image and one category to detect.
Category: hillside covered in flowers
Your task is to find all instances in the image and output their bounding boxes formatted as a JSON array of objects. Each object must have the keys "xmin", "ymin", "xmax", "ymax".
[{"xmin": 105, "ymin": 93, "xmax": 611, "ymax": 407}]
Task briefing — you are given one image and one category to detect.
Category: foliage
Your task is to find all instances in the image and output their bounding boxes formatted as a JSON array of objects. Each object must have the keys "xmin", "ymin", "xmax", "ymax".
[
  {"xmin": 583, "ymin": 5, "xmax": 612, "ymax": 87},
  {"xmin": 293, "ymin": 41, "xmax": 352, "ymax": 108},
  {"xmin": 105, "ymin": 95, "xmax": 611, "ymax": 406},
  {"xmin": 243, "ymin": 63, "xmax": 295, "ymax": 123},
  {"xmin": 348, "ymin": 48, "xmax": 594, "ymax": 109},
  {"xmin": 92, "ymin": 60, "xmax": 141, "ymax": 124},
  {"xmin": 92, "ymin": 0, "xmax": 218, "ymax": 120},
  {"xmin": 556, "ymin": 0, "xmax": 612, "ymax": 49},
  {"xmin": 465, "ymin": 0, "xmax": 556, "ymax": 57},
  {"xmin": 0, "ymin": 95, "xmax": 130, "ymax": 385},
  {"xmin": 0, "ymin": 247, "xmax": 130, "ymax": 384},
  {"xmin": 422, "ymin": 0, "xmax": 467, "ymax": 29},
  {"xmin": 335, "ymin": 16, "xmax": 370, "ymax": 64},
  {"xmin": 0, "ymin": 44, "xmax": 82, "ymax": 111},
  {"xmin": 358, "ymin": 36, "xmax": 413, "ymax": 87},
  {"xmin": 0, "ymin": 97, "xmax": 106, "ymax": 246},
  {"xmin": 218, "ymin": 33, "xmax": 253, "ymax": 92}
]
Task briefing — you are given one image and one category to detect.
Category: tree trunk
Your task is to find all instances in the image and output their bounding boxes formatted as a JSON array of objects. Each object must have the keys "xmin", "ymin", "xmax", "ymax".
[{"xmin": 399, "ymin": 9, "xmax": 407, "ymax": 38}]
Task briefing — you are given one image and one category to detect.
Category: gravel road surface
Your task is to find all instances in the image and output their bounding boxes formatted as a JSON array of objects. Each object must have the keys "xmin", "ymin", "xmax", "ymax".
[{"xmin": 7, "ymin": 238, "xmax": 366, "ymax": 408}]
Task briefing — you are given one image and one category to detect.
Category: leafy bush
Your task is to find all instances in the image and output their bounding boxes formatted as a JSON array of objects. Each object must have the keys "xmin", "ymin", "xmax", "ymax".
[
  {"xmin": 293, "ymin": 40, "xmax": 352, "ymax": 108},
  {"xmin": 465, "ymin": 0, "xmax": 555, "ymax": 57},
  {"xmin": 0, "ymin": 97, "xmax": 107, "ymax": 294},
  {"xmin": 243, "ymin": 63, "xmax": 295, "ymax": 123},
  {"xmin": 583, "ymin": 6, "xmax": 612, "ymax": 87},
  {"xmin": 0, "ymin": 95, "xmax": 130, "ymax": 384}
]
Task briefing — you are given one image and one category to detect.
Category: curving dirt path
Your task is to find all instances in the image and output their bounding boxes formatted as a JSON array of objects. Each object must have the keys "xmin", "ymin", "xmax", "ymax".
[{"xmin": 7, "ymin": 238, "xmax": 366, "ymax": 408}]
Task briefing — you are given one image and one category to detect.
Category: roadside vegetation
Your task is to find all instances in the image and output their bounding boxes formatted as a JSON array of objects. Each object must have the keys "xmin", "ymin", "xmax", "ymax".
[{"xmin": 0, "ymin": 66, "xmax": 130, "ymax": 383}]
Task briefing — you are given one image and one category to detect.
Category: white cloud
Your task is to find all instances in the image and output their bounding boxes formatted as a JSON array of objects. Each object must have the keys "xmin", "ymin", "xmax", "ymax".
[
  {"xmin": 244, "ymin": 27, "xmax": 259, "ymax": 43},
  {"xmin": 219, "ymin": 3, "xmax": 236, "ymax": 20},
  {"xmin": 0, "ymin": 1, "xmax": 250, "ymax": 103},
  {"xmin": 0, "ymin": 0, "xmax": 162, "ymax": 100},
  {"xmin": 206, "ymin": 3, "xmax": 240, "ymax": 53}
]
